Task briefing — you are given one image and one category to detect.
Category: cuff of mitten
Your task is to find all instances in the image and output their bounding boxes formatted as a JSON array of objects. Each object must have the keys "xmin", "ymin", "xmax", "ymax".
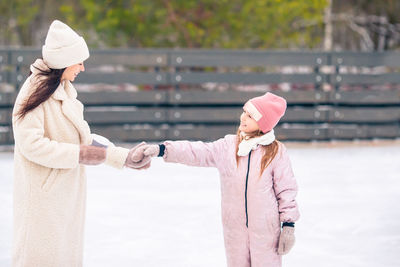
[
  {"xmin": 282, "ymin": 222, "xmax": 295, "ymax": 228},
  {"xmin": 161, "ymin": 141, "xmax": 171, "ymax": 160},
  {"xmin": 105, "ymin": 146, "xmax": 130, "ymax": 169},
  {"xmin": 158, "ymin": 144, "xmax": 166, "ymax": 157}
]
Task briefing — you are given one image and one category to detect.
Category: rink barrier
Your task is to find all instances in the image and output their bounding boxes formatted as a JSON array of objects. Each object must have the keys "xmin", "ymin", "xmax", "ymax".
[
  {"xmin": 0, "ymin": 49, "xmax": 399, "ymax": 143},
  {"xmin": 0, "ymin": 90, "xmax": 398, "ymax": 143}
]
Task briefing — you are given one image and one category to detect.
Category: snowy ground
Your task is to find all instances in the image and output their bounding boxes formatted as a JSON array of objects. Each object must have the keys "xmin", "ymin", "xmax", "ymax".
[{"xmin": 1, "ymin": 142, "xmax": 400, "ymax": 267}]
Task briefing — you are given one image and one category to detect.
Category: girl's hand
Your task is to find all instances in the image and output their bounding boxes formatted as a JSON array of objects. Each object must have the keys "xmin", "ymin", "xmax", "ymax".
[
  {"xmin": 277, "ymin": 226, "xmax": 295, "ymax": 255},
  {"xmin": 143, "ymin": 145, "xmax": 160, "ymax": 157}
]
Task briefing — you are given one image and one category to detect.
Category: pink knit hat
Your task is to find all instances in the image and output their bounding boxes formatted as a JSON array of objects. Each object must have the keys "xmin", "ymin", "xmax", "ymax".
[{"xmin": 244, "ymin": 92, "xmax": 287, "ymax": 133}]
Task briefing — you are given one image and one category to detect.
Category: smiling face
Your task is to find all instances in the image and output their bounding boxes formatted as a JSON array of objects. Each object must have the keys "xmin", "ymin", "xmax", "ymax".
[
  {"xmin": 239, "ymin": 107, "xmax": 260, "ymax": 134},
  {"xmin": 61, "ymin": 62, "xmax": 85, "ymax": 82}
]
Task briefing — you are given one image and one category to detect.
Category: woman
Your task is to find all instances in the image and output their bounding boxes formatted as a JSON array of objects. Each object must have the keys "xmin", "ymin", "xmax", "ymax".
[{"xmin": 12, "ymin": 20, "xmax": 148, "ymax": 267}]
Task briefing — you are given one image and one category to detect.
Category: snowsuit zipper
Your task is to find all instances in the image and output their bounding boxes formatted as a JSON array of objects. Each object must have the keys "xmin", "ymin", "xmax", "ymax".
[{"xmin": 245, "ymin": 151, "xmax": 252, "ymax": 228}]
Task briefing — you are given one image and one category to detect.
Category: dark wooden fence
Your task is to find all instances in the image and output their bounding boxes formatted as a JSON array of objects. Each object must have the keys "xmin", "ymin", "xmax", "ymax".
[{"xmin": 0, "ymin": 49, "xmax": 399, "ymax": 144}]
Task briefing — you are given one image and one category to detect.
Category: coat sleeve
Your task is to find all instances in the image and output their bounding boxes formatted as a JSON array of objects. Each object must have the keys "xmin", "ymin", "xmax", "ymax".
[
  {"xmin": 90, "ymin": 133, "xmax": 129, "ymax": 169},
  {"xmin": 104, "ymin": 146, "xmax": 129, "ymax": 169},
  {"xmin": 272, "ymin": 144, "xmax": 300, "ymax": 223},
  {"xmin": 13, "ymin": 105, "xmax": 80, "ymax": 169},
  {"xmin": 162, "ymin": 136, "xmax": 232, "ymax": 168}
]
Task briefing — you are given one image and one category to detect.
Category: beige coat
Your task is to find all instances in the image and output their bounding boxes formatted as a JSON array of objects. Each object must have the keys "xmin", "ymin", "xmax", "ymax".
[{"xmin": 12, "ymin": 59, "xmax": 129, "ymax": 267}]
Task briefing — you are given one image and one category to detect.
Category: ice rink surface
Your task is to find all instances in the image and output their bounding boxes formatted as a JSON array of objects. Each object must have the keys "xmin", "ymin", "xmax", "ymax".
[{"xmin": 1, "ymin": 141, "xmax": 399, "ymax": 267}]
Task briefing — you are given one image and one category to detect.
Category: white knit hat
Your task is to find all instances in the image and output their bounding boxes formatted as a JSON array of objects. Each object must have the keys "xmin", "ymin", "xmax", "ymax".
[{"xmin": 42, "ymin": 20, "xmax": 89, "ymax": 69}]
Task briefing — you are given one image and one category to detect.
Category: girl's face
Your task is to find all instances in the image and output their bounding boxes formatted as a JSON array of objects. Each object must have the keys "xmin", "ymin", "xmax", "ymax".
[
  {"xmin": 61, "ymin": 62, "xmax": 85, "ymax": 82},
  {"xmin": 239, "ymin": 108, "xmax": 260, "ymax": 133}
]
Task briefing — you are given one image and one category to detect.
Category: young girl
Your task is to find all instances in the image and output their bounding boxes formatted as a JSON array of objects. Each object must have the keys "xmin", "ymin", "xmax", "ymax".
[{"xmin": 133, "ymin": 92, "xmax": 300, "ymax": 267}]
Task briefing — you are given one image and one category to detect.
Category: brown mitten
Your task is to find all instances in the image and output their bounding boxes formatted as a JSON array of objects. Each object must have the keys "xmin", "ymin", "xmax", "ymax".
[
  {"xmin": 277, "ymin": 226, "xmax": 295, "ymax": 255},
  {"xmin": 125, "ymin": 142, "xmax": 152, "ymax": 169},
  {"xmin": 79, "ymin": 145, "xmax": 107, "ymax": 165},
  {"xmin": 143, "ymin": 145, "xmax": 160, "ymax": 157}
]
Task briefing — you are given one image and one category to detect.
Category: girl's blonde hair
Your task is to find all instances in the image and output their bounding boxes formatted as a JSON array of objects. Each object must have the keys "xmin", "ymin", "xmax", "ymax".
[{"xmin": 235, "ymin": 128, "xmax": 279, "ymax": 176}]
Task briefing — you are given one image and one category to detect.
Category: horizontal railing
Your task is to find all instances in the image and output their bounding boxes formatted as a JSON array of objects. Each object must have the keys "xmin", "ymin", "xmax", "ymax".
[{"xmin": 0, "ymin": 49, "xmax": 399, "ymax": 144}]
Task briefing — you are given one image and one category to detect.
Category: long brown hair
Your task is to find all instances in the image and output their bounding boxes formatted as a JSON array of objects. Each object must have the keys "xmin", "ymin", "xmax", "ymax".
[
  {"xmin": 235, "ymin": 128, "xmax": 280, "ymax": 176},
  {"xmin": 16, "ymin": 65, "xmax": 65, "ymax": 119}
]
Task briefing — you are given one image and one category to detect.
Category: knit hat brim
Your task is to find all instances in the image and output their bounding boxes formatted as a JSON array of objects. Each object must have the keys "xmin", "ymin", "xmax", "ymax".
[
  {"xmin": 42, "ymin": 36, "xmax": 89, "ymax": 69},
  {"xmin": 247, "ymin": 92, "xmax": 287, "ymax": 133}
]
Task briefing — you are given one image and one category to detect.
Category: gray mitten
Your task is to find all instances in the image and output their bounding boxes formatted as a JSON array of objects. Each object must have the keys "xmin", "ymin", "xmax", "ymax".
[
  {"xmin": 277, "ymin": 226, "xmax": 295, "ymax": 255},
  {"xmin": 79, "ymin": 145, "xmax": 107, "ymax": 165},
  {"xmin": 143, "ymin": 145, "xmax": 160, "ymax": 157}
]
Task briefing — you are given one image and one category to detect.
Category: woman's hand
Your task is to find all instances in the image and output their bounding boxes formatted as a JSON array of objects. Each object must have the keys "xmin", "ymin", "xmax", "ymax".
[
  {"xmin": 79, "ymin": 145, "xmax": 106, "ymax": 165},
  {"xmin": 125, "ymin": 142, "xmax": 152, "ymax": 170}
]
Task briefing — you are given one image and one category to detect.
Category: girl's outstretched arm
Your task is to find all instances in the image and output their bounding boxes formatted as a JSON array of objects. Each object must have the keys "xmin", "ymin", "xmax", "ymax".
[
  {"xmin": 163, "ymin": 139, "xmax": 223, "ymax": 167},
  {"xmin": 140, "ymin": 135, "xmax": 236, "ymax": 168}
]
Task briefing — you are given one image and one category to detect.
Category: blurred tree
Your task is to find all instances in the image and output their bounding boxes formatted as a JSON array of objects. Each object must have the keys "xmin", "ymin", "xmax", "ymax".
[
  {"xmin": 0, "ymin": 0, "xmax": 39, "ymax": 45},
  {"xmin": 5, "ymin": 0, "xmax": 400, "ymax": 50},
  {"xmin": 0, "ymin": 0, "xmax": 82, "ymax": 46},
  {"xmin": 330, "ymin": 0, "xmax": 400, "ymax": 51},
  {"xmin": 59, "ymin": 0, "xmax": 328, "ymax": 48}
]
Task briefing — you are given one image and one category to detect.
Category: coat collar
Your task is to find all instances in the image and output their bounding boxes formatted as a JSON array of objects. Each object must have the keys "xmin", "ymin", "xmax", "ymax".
[
  {"xmin": 59, "ymin": 84, "xmax": 91, "ymax": 145},
  {"xmin": 51, "ymin": 80, "xmax": 78, "ymax": 101},
  {"xmin": 53, "ymin": 81, "xmax": 91, "ymax": 145}
]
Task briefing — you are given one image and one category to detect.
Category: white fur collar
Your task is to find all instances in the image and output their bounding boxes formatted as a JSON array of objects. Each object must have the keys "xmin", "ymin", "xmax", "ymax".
[
  {"xmin": 237, "ymin": 130, "xmax": 275, "ymax": 156},
  {"xmin": 52, "ymin": 80, "xmax": 78, "ymax": 101}
]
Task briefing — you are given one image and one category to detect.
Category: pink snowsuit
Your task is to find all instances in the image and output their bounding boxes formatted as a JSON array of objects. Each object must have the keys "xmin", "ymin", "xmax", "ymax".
[{"xmin": 163, "ymin": 134, "xmax": 299, "ymax": 267}]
